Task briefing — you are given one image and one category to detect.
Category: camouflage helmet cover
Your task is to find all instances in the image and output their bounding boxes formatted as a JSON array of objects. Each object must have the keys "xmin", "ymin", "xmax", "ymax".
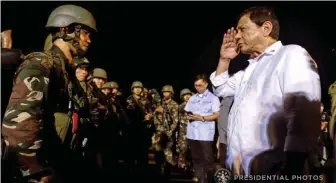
[
  {"xmin": 73, "ymin": 57, "xmax": 90, "ymax": 67},
  {"xmin": 110, "ymin": 81, "xmax": 119, "ymax": 89},
  {"xmin": 92, "ymin": 68, "xmax": 107, "ymax": 80},
  {"xmin": 180, "ymin": 88, "xmax": 192, "ymax": 99},
  {"xmin": 101, "ymin": 82, "xmax": 113, "ymax": 89},
  {"xmin": 162, "ymin": 85, "xmax": 174, "ymax": 95},
  {"xmin": 131, "ymin": 81, "xmax": 143, "ymax": 89},
  {"xmin": 46, "ymin": 4, "xmax": 97, "ymax": 31}
]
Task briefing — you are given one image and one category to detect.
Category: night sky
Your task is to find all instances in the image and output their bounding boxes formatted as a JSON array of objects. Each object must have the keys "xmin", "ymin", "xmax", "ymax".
[{"xmin": 1, "ymin": 1, "xmax": 336, "ymax": 109}]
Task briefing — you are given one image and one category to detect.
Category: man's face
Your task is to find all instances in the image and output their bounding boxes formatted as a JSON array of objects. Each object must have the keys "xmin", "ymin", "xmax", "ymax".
[
  {"xmin": 235, "ymin": 14, "xmax": 265, "ymax": 54},
  {"xmin": 112, "ymin": 88, "xmax": 119, "ymax": 96},
  {"xmin": 194, "ymin": 79, "xmax": 208, "ymax": 94},
  {"xmin": 133, "ymin": 87, "xmax": 142, "ymax": 96},
  {"xmin": 78, "ymin": 29, "xmax": 91, "ymax": 54},
  {"xmin": 183, "ymin": 94, "xmax": 191, "ymax": 102},
  {"xmin": 75, "ymin": 66, "xmax": 88, "ymax": 82},
  {"xmin": 93, "ymin": 78, "xmax": 105, "ymax": 89},
  {"xmin": 163, "ymin": 92, "xmax": 171, "ymax": 100},
  {"xmin": 101, "ymin": 88, "xmax": 111, "ymax": 96}
]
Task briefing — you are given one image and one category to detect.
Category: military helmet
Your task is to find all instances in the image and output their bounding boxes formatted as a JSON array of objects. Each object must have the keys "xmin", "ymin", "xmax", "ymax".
[
  {"xmin": 92, "ymin": 68, "xmax": 107, "ymax": 80},
  {"xmin": 44, "ymin": 34, "xmax": 53, "ymax": 51},
  {"xmin": 101, "ymin": 82, "xmax": 113, "ymax": 89},
  {"xmin": 180, "ymin": 88, "xmax": 192, "ymax": 99},
  {"xmin": 73, "ymin": 57, "xmax": 90, "ymax": 67},
  {"xmin": 131, "ymin": 81, "xmax": 143, "ymax": 89},
  {"xmin": 110, "ymin": 81, "xmax": 119, "ymax": 89},
  {"xmin": 162, "ymin": 85, "xmax": 174, "ymax": 95},
  {"xmin": 46, "ymin": 4, "xmax": 97, "ymax": 32}
]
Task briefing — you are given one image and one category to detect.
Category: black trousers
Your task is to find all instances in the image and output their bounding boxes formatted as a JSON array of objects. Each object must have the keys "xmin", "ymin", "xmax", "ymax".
[
  {"xmin": 189, "ymin": 139, "xmax": 214, "ymax": 183},
  {"xmin": 283, "ymin": 151, "xmax": 308, "ymax": 183}
]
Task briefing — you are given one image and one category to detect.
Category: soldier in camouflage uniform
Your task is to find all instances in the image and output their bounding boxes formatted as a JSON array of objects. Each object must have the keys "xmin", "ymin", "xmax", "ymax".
[
  {"xmin": 68, "ymin": 57, "xmax": 103, "ymax": 182},
  {"xmin": 329, "ymin": 81, "xmax": 336, "ymax": 140},
  {"xmin": 177, "ymin": 88, "xmax": 193, "ymax": 169},
  {"xmin": 153, "ymin": 85, "xmax": 179, "ymax": 175},
  {"xmin": 126, "ymin": 81, "xmax": 153, "ymax": 174},
  {"xmin": 1, "ymin": 4, "xmax": 97, "ymax": 183},
  {"xmin": 328, "ymin": 81, "xmax": 336, "ymax": 171}
]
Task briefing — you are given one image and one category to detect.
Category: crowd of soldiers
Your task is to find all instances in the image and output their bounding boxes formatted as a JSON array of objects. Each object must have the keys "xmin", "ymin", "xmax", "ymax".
[{"xmin": 0, "ymin": 4, "xmax": 202, "ymax": 183}]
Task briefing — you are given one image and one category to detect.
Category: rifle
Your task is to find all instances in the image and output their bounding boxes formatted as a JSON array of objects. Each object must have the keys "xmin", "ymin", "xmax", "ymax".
[{"xmin": 130, "ymin": 95, "xmax": 154, "ymax": 129}]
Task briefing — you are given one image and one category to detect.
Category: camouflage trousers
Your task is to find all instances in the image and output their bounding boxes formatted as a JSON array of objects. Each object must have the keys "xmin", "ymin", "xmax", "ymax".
[
  {"xmin": 152, "ymin": 132, "xmax": 176, "ymax": 166},
  {"xmin": 164, "ymin": 139, "xmax": 176, "ymax": 166},
  {"xmin": 177, "ymin": 131, "xmax": 189, "ymax": 167}
]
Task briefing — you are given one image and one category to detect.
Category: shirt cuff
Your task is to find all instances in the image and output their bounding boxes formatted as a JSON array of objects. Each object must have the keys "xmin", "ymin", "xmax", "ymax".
[{"xmin": 210, "ymin": 71, "xmax": 229, "ymax": 87}]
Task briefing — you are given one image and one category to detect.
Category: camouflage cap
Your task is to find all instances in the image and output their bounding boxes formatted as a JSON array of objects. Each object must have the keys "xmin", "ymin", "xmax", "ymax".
[
  {"xmin": 46, "ymin": 5, "xmax": 97, "ymax": 31},
  {"xmin": 162, "ymin": 85, "xmax": 174, "ymax": 95},
  {"xmin": 92, "ymin": 68, "xmax": 107, "ymax": 80},
  {"xmin": 180, "ymin": 88, "xmax": 192, "ymax": 99},
  {"xmin": 73, "ymin": 57, "xmax": 90, "ymax": 67},
  {"xmin": 101, "ymin": 82, "xmax": 113, "ymax": 89},
  {"xmin": 109, "ymin": 81, "xmax": 119, "ymax": 89},
  {"xmin": 131, "ymin": 81, "xmax": 143, "ymax": 89}
]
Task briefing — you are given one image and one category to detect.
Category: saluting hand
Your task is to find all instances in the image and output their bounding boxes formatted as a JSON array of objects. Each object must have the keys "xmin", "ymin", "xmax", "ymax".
[{"xmin": 220, "ymin": 27, "xmax": 240, "ymax": 60}]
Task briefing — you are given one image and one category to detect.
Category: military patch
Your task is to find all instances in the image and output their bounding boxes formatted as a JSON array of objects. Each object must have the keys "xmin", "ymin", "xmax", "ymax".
[{"xmin": 40, "ymin": 59, "xmax": 53, "ymax": 69}]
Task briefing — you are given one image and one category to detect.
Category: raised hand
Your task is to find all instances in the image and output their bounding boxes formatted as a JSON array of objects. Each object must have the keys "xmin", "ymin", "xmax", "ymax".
[{"xmin": 220, "ymin": 27, "xmax": 240, "ymax": 60}]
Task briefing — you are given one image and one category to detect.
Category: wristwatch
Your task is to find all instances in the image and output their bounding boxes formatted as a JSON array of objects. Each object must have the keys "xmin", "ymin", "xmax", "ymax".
[{"xmin": 202, "ymin": 116, "xmax": 205, "ymax": 122}]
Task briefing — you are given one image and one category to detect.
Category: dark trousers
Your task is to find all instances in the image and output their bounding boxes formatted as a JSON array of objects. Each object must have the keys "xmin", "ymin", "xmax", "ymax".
[
  {"xmin": 219, "ymin": 143, "xmax": 227, "ymax": 169},
  {"xmin": 283, "ymin": 151, "xmax": 308, "ymax": 183},
  {"xmin": 189, "ymin": 139, "xmax": 214, "ymax": 183}
]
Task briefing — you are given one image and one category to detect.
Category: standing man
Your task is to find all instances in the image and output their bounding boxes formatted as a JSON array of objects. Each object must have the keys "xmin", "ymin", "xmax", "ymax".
[
  {"xmin": 210, "ymin": 6, "xmax": 321, "ymax": 178},
  {"xmin": 126, "ymin": 81, "xmax": 153, "ymax": 175},
  {"xmin": 153, "ymin": 85, "xmax": 179, "ymax": 175},
  {"xmin": 177, "ymin": 88, "xmax": 193, "ymax": 169},
  {"xmin": 185, "ymin": 74, "xmax": 220, "ymax": 183},
  {"xmin": 2, "ymin": 4, "xmax": 97, "ymax": 182},
  {"xmin": 68, "ymin": 57, "xmax": 101, "ymax": 182}
]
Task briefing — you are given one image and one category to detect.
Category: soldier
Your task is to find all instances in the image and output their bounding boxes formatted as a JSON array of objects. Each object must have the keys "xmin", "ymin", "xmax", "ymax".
[
  {"xmin": 101, "ymin": 82, "xmax": 112, "ymax": 97},
  {"xmin": 153, "ymin": 85, "xmax": 179, "ymax": 176},
  {"xmin": 329, "ymin": 81, "xmax": 336, "ymax": 141},
  {"xmin": 126, "ymin": 81, "xmax": 153, "ymax": 175},
  {"xmin": 177, "ymin": 88, "xmax": 193, "ymax": 169},
  {"xmin": 1, "ymin": 4, "xmax": 97, "ymax": 183},
  {"xmin": 68, "ymin": 57, "xmax": 102, "ymax": 182},
  {"xmin": 329, "ymin": 81, "xmax": 336, "ymax": 177}
]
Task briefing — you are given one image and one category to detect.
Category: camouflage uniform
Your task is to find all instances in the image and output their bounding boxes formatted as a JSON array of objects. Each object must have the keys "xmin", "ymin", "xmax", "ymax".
[
  {"xmin": 2, "ymin": 5, "xmax": 97, "ymax": 182},
  {"xmin": 126, "ymin": 81, "xmax": 153, "ymax": 170},
  {"xmin": 153, "ymin": 85, "xmax": 179, "ymax": 166},
  {"xmin": 177, "ymin": 88, "xmax": 193, "ymax": 168},
  {"xmin": 329, "ymin": 81, "xmax": 336, "ymax": 140}
]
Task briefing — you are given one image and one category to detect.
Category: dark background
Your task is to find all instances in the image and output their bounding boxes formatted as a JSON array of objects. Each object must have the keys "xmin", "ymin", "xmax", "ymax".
[{"xmin": 2, "ymin": 1, "xmax": 336, "ymax": 109}]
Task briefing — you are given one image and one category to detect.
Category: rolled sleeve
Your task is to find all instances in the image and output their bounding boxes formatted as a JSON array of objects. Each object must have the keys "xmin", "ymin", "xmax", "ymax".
[
  {"xmin": 210, "ymin": 71, "xmax": 230, "ymax": 87},
  {"xmin": 210, "ymin": 70, "xmax": 242, "ymax": 98}
]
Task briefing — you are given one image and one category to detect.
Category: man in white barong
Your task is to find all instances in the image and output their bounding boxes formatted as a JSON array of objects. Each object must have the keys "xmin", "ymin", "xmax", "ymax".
[{"xmin": 210, "ymin": 6, "xmax": 321, "ymax": 179}]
